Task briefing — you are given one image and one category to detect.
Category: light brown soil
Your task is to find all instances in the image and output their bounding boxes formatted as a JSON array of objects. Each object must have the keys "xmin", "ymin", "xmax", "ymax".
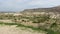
[
  {"xmin": 0, "ymin": 20, "xmax": 14, "ymax": 23},
  {"xmin": 0, "ymin": 25, "xmax": 46, "ymax": 34}
]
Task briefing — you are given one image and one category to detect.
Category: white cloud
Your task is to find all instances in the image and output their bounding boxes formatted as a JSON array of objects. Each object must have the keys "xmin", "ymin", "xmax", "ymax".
[
  {"xmin": 0, "ymin": 0, "xmax": 60, "ymax": 11},
  {"xmin": 28, "ymin": 0, "xmax": 60, "ymax": 7}
]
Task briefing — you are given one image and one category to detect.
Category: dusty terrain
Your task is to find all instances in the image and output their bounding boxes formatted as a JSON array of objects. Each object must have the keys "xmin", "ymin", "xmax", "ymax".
[{"xmin": 0, "ymin": 25, "xmax": 46, "ymax": 34}]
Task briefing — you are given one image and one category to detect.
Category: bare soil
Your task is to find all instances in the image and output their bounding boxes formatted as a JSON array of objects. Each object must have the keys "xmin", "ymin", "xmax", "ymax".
[{"xmin": 0, "ymin": 25, "xmax": 46, "ymax": 34}]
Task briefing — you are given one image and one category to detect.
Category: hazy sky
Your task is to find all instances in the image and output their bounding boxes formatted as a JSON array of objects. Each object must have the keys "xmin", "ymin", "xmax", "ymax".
[{"xmin": 0, "ymin": 0, "xmax": 60, "ymax": 11}]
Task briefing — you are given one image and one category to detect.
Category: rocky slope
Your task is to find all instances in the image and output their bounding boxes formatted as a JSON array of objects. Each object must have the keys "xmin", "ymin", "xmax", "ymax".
[{"xmin": 21, "ymin": 6, "xmax": 60, "ymax": 14}]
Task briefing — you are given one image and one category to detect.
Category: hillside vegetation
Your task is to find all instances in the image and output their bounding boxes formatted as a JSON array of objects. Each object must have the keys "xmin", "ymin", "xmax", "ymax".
[{"xmin": 0, "ymin": 6, "xmax": 60, "ymax": 34}]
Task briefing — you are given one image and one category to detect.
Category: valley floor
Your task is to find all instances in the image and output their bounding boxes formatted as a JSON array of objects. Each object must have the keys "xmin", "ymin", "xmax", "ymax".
[{"xmin": 0, "ymin": 25, "xmax": 46, "ymax": 34}]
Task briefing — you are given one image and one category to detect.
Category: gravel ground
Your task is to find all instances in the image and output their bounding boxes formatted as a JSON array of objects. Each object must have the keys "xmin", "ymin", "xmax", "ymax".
[{"xmin": 0, "ymin": 25, "xmax": 46, "ymax": 34}]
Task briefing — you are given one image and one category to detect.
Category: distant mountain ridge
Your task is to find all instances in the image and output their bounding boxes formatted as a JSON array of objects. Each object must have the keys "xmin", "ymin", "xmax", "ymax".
[
  {"xmin": 21, "ymin": 6, "xmax": 60, "ymax": 13},
  {"xmin": 0, "ymin": 6, "xmax": 60, "ymax": 13}
]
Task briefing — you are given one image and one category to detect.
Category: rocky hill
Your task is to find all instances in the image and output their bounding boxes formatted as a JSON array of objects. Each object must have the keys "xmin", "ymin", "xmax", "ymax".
[{"xmin": 21, "ymin": 6, "xmax": 60, "ymax": 14}]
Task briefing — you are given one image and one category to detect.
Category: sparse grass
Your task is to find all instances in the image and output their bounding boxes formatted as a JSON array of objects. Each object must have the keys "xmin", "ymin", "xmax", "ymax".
[
  {"xmin": 0, "ymin": 22, "xmax": 60, "ymax": 34},
  {"xmin": 0, "ymin": 13, "xmax": 60, "ymax": 34}
]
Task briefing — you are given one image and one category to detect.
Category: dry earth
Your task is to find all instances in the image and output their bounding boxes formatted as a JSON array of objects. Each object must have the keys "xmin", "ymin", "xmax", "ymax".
[
  {"xmin": 0, "ymin": 25, "xmax": 46, "ymax": 34},
  {"xmin": 0, "ymin": 20, "xmax": 13, "ymax": 23}
]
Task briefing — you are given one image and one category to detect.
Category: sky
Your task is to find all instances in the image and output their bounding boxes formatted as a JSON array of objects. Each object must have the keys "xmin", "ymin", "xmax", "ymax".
[{"xmin": 0, "ymin": 0, "xmax": 60, "ymax": 11}]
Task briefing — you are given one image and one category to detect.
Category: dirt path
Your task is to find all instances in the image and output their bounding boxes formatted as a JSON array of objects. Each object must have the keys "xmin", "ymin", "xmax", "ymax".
[{"xmin": 0, "ymin": 25, "xmax": 46, "ymax": 34}]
